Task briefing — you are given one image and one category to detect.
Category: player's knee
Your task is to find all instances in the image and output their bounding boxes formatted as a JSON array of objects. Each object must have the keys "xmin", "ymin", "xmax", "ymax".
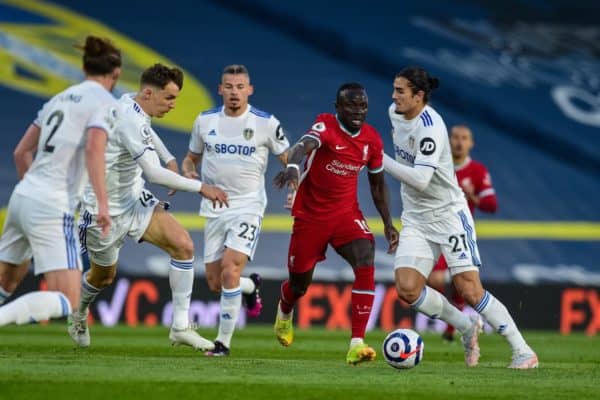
[
  {"xmin": 427, "ymin": 272, "xmax": 444, "ymax": 290},
  {"xmin": 0, "ymin": 280, "xmax": 18, "ymax": 294},
  {"xmin": 457, "ymin": 285, "xmax": 483, "ymax": 306},
  {"xmin": 221, "ymin": 265, "xmax": 241, "ymax": 288},
  {"xmin": 395, "ymin": 280, "xmax": 421, "ymax": 304},
  {"xmin": 171, "ymin": 231, "xmax": 195, "ymax": 260},
  {"xmin": 90, "ymin": 271, "xmax": 116, "ymax": 288},
  {"xmin": 206, "ymin": 276, "xmax": 221, "ymax": 293},
  {"xmin": 453, "ymin": 275, "xmax": 484, "ymax": 306}
]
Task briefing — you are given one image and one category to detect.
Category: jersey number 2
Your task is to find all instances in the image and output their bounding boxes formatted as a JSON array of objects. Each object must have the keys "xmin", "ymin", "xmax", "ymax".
[{"xmin": 43, "ymin": 110, "xmax": 64, "ymax": 153}]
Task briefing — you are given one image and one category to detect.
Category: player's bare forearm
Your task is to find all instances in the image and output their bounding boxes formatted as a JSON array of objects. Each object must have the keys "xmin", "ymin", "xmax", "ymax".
[
  {"xmin": 14, "ymin": 124, "xmax": 41, "ymax": 179},
  {"xmin": 86, "ymin": 128, "xmax": 109, "ymax": 211},
  {"xmin": 287, "ymin": 137, "xmax": 318, "ymax": 165},
  {"xmin": 273, "ymin": 137, "xmax": 318, "ymax": 190},
  {"xmin": 181, "ymin": 151, "xmax": 201, "ymax": 179}
]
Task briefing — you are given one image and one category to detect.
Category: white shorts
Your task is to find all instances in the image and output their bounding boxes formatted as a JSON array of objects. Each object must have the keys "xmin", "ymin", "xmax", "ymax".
[
  {"xmin": 394, "ymin": 208, "xmax": 481, "ymax": 278},
  {"xmin": 0, "ymin": 192, "xmax": 81, "ymax": 275},
  {"xmin": 203, "ymin": 213, "xmax": 263, "ymax": 263},
  {"xmin": 79, "ymin": 189, "xmax": 158, "ymax": 267}
]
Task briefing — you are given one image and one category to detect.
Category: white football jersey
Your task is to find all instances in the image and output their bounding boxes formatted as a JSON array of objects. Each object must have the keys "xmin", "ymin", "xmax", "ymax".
[
  {"xmin": 189, "ymin": 104, "xmax": 289, "ymax": 217},
  {"xmin": 14, "ymin": 80, "xmax": 117, "ymax": 213},
  {"xmin": 389, "ymin": 103, "xmax": 466, "ymax": 224},
  {"xmin": 81, "ymin": 94, "xmax": 162, "ymax": 216}
]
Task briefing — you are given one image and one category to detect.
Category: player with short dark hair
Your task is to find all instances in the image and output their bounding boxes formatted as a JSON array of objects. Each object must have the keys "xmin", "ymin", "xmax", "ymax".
[
  {"xmin": 181, "ymin": 64, "xmax": 290, "ymax": 356},
  {"xmin": 273, "ymin": 82, "xmax": 399, "ymax": 365}
]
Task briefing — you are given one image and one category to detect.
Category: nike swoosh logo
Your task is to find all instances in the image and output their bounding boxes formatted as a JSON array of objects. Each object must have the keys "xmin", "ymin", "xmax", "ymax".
[
  {"xmin": 335, "ymin": 145, "xmax": 347, "ymax": 150},
  {"xmin": 399, "ymin": 345, "xmax": 422, "ymax": 358}
]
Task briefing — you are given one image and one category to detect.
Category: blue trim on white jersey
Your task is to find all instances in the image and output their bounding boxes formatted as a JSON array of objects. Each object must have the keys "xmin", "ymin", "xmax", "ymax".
[
  {"xmin": 133, "ymin": 146, "xmax": 156, "ymax": 161},
  {"xmin": 420, "ymin": 110, "xmax": 434, "ymax": 127},
  {"xmin": 414, "ymin": 163, "xmax": 437, "ymax": 169},
  {"xmin": 63, "ymin": 214, "xmax": 77, "ymax": 269},
  {"xmin": 78, "ymin": 210, "xmax": 92, "ymax": 255},
  {"xmin": 458, "ymin": 210, "xmax": 481, "ymax": 266},
  {"xmin": 250, "ymin": 216, "xmax": 263, "ymax": 255},
  {"xmin": 201, "ymin": 106, "xmax": 223, "ymax": 115},
  {"xmin": 249, "ymin": 106, "xmax": 271, "ymax": 119}
]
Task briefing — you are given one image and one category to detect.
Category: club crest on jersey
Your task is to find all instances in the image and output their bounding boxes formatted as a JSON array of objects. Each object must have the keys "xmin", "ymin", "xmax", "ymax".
[
  {"xmin": 140, "ymin": 125, "xmax": 153, "ymax": 145},
  {"xmin": 363, "ymin": 145, "xmax": 369, "ymax": 161},
  {"xmin": 243, "ymin": 128, "xmax": 254, "ymax": 140}
]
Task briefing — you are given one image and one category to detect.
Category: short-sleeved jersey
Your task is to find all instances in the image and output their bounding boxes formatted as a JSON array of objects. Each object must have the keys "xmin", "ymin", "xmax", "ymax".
[
  {"xmin": 455, "ymin": 157, "xmax": 495, "ymax": 214},
  {"xmin": 388, "ymin": 103, "xmax": 466, "ymax": 224},
  {"xmin": 292, "ymin": 113, "xmax": 384, "ymax": 220},
  {"xmin": 189, "ymin": 104, "xmax": 289, "ymax": 217},
  {"xmin": 14, "ymin": 80, "xmax": 117, "ymax": 214},
  {"xmin": 81, "ymin": 94, "xmax": 161, "ymax": 216}
]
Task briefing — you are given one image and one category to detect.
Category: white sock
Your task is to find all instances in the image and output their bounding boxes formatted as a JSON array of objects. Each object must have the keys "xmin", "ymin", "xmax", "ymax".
[
  {"xmin": 410, "ymin": 286, "xmax": 471, "ymax": 333},
  {"xmin": 216, "ymin": 286, "xmax": 241, "ymax": 348},
  {"xmin": 239, "ymin": 277, "xmax": 255, "ymax": 294},
  {"xmin": 0, "ymin": 286, "xmax": 12, "ymax": 305},
  {"xmin": 0, "ymin": 291, "xmax": 71, "ymax": 326},
  {"xmin": 169, "ymin": 258, "xmax": 194, "ymax": 330},
  {"xmin": 277, "ymin": 302, "xmax": 293, "ymax": 320},
  {"xmin": 475, "ymin": 291, "xmax": 531, "ymax": 354},
  {"xmin": 350, "ymin": 337, "xmax": 364, "ymax": 348},
  {"xmin": 78, "ymin": 271, "xmax": 102, "ymax": 315}
]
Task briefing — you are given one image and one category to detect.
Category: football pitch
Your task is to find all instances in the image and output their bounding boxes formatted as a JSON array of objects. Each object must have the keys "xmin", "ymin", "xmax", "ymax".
[{"xmin": 1, "ymin": 324, "xmax": 598, "ymax": 400}]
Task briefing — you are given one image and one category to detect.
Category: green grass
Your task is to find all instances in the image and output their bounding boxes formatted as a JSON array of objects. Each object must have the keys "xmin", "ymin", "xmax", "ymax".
[{"xmin": 1, "ymin": 324, "xmax": 598, "ymax": 400}]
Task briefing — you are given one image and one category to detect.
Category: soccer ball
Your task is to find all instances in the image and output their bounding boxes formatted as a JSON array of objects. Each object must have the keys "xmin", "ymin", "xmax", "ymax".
[{"xmin": 382, "ymin": 328, "xmax": 424, "ymax": 369}]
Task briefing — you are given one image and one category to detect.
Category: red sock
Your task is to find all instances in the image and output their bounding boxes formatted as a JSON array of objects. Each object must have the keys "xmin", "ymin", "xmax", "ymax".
[
  {"xmin": 351, "ymin": 266, "xmax": 375, "ymax": 340},
  {"xmin": 279, "ymin": 280, "xmax": 300, "ymax": 314}
]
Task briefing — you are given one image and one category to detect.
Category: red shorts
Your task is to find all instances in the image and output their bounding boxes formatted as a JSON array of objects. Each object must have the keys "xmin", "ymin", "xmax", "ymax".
[
  {"xmin": 287, "ymin": 211, "xmax": 374, "ymax": 274},
  {"xmin": 433, "ymin": 255, "xmax": 448, "ymax": 271}
]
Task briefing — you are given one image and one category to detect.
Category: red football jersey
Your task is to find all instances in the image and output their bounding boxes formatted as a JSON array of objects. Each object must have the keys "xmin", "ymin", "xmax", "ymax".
[
  {"xmin": 455, "ymin": 157, "xmax": 497, "ymax": 214},
  {"xmin": 292, "ymin": 113, "xmax": 384, "ymax": 220}
]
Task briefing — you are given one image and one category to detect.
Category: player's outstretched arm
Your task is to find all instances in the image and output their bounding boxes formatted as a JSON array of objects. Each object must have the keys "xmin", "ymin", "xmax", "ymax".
[
  {"xmin": 368, "ymin": 171, "xmax": 399, "ymax": 253},
  {"xmin": 148, "ymin": 129, "xmax": 179, "ymax": 195},
  {"xmin": 383, "ymin": 153, "xmax": 435, "ymax": 192},
  {"xmin": 13, "ymin": 124, "xmax": 41, "ymax": 179},
  {"xmin": 273, "ymin": 136, "xmax": 318, "ymax": 191}
]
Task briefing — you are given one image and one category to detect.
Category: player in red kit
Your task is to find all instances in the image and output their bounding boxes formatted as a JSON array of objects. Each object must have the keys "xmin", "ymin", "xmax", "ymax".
[
  {"xmin": 429, "ymin": 124, "xmax": 497, "ymax": 341},
  {"xmin": 273, "ymin": 83, "xmax": 399, "ymax": 365}
]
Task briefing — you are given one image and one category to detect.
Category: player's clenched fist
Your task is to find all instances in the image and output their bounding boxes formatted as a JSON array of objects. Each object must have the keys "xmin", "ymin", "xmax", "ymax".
[{"xmin": 200, "ymin": 184, "xmax": 229, "ymax": 208}]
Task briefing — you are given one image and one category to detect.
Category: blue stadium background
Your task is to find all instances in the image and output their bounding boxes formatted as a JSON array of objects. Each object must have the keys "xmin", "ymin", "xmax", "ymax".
[{"xmin": 1, "ymin": 0, "xmax": 598, "ymax": 286}]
